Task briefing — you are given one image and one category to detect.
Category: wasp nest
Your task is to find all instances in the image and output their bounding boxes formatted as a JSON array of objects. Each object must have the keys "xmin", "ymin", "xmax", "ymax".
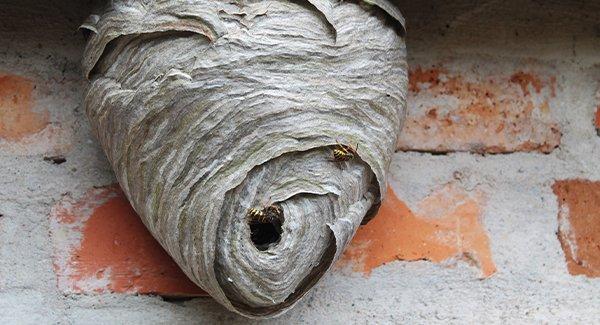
[{"xmin": 81, "ymin": 0, "xmax": 406, "ymax": 318}]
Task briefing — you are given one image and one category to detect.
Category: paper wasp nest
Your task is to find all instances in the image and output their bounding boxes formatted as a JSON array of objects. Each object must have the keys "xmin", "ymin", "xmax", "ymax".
[{"xmin": 81, "ymin": 0, "xmax": 406, "ymax": 318}]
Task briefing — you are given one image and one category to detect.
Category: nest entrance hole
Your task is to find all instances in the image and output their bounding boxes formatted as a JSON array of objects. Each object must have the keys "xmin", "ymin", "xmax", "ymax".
[{"xmin": 248, "ymin": 212, "xmax": 284, "ymax": 251}]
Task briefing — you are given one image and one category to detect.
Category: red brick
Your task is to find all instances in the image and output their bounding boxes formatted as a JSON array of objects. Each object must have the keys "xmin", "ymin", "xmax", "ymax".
[
  {"xmin": 595, "ymin": 106, "xmax": 600, "ymax": 132},
  {"xmin": 0, "ymin": 73, "xmax": 71, "ymax": 155},
  {"xmin": 50, "ymin": 185, "xmax": 206, "ymax": 297},
  {"xmin": 398, "ymin": 64, "xmax": 561, "ymax": 154},
  {"xmin": 553, "ymin": 180, "xmax": 600, "ymax": 277},
  {"xmin": 338, "ymin": 184, "xmax": 496, "ymax": 278},
  {"xmin": 0, "ymin": 74, "xmax": 48, "ymax": 140}
]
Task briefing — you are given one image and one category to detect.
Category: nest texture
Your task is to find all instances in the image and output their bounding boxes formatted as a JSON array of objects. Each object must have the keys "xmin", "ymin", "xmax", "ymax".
[{"xmin": 82, "ymin": 0, "xmax": 406, "ymax": 317}]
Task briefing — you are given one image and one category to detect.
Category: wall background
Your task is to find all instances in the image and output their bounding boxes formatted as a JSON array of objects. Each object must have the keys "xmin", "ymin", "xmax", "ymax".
[{"xmin": 1, "ymin": 0, "xmax": 599, "ymax": 323}]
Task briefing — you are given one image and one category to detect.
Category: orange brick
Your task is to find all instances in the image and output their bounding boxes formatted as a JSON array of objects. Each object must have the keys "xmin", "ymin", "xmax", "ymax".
[
  {"xmin": 0, "ymin": 74, "xmax": 49, "ymax": 140},
  {"xmin": 553, "ymin": 180, "xmax": 600, "ymax": 277},
  {"xmin": 0, "ymin": 73, "xmax": 71, "ymax": 156},
  {"xmin": 339, "ymin": 184, "xmax": 496, "ymax": 278},
  {"xmin": 595, "ymin": 106, "xmax": 600, "ymax": 131},
  {"xmin": 50, "ymin": 185, "xmax": 206, "ymax": 297},
  {"xmin": 398, "ymin": 64, "xmax": 561, "ymax": 154}
]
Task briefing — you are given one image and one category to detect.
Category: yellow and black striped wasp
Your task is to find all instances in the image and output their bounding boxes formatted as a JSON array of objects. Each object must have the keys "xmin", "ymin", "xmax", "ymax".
[
  {"xmin": 332, "ymin": 141, "xmax": 359, "ymax": 162},
  {"xmin": 246, "ymin": 204, "xmax": 283, "ymax": 224}
]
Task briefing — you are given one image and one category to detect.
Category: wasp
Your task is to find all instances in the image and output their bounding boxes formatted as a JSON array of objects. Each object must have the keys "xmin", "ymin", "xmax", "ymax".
[
  {"xmin": 247, "ymin": 207, "xmax": 266, "ymax": 222},
  {"xmin": 246, "ymin": 204, "xmax": 283, "ymax": 224},
  {"xmin": 246, "ymin": 202, "xmax": 284, "ymax": 250},
  {"xmin": 332, "ymin": 141, "xmax": 359, "ymax": 162}
]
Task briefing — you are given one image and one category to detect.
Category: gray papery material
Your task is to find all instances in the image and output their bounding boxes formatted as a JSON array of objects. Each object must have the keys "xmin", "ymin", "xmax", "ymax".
[{"xmin": 81, "ymin": 0, "xmax": 407, "ymax": 318}]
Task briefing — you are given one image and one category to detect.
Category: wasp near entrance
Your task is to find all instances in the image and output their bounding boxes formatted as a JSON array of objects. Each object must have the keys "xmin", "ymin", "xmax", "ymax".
[
  {"xmin": 246, "ymin": 204, "xmax": 283, "ymax": 224},
  {"xmin": 332, "ymin": 141, "xmax": 359, "ymax": 162}
]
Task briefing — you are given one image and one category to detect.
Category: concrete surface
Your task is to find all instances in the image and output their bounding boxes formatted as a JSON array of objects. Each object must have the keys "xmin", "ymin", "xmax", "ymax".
[{"xmin": 1, "ymin": 0, "xmax": 600, "ymax": 323}]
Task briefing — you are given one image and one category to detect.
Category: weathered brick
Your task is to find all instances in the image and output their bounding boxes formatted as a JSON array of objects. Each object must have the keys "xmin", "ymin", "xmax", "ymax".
[
  {"xmin": 50, "ymin": 185, "xmax": 206, "ymax": 297},
  {"xmin": 0, "ymin": 74, "xmax": 48, "ymax": 140},
  {"xmin": 0, "ymin": 73, "xmax": 71, "ymax": 155},
  {"xmin": 595, "ymin": 106, "xmax": 600, "ymax": 134},
  {"xmin": 339, "ymin": 184, "xmax": 496, "ymax": 278},
  {"xmin": 553, "ymin": 180, "xmax": 600, "ymax": 277},
  {"xmin": 397, "ymin": 63, "xmax": 561, "ymax": 153}
]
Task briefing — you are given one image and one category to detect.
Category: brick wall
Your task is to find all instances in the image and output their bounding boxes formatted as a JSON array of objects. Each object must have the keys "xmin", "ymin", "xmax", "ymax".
[{"xmin": 1, "ymin": 0, "xmax": 600, "ymax": 323}]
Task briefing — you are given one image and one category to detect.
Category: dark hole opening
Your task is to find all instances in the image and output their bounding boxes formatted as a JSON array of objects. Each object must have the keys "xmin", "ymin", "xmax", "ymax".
[
  {"xmin": 43, "ymin": 155, "xmax": 67, "ymax": 165},
  {"xmin": 160, "ymin": 295, "xmax": 196, "ymax": 304},
  {"xmin": 81, "ymin": 28, "xmax": 92, "ymax": 41},
  {"xmin": 249, "ymin": 217, "xmax": 283, "ymax": 251}
]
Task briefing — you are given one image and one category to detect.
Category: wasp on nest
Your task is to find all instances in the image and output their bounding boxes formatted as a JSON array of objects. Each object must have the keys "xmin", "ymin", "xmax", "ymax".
[
  {"xmin": 246, "ymin": 203, "xmax": 284, "ymax": 251},
  {"xmin": 332, "ymin": 141, "xmax": 359, "ymax": 162}
]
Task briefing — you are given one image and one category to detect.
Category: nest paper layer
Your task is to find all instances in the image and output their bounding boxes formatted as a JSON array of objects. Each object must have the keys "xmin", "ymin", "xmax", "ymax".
[{"xmin": 82, "ymin": 0, "xmax": 407, "ymax": 317}]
